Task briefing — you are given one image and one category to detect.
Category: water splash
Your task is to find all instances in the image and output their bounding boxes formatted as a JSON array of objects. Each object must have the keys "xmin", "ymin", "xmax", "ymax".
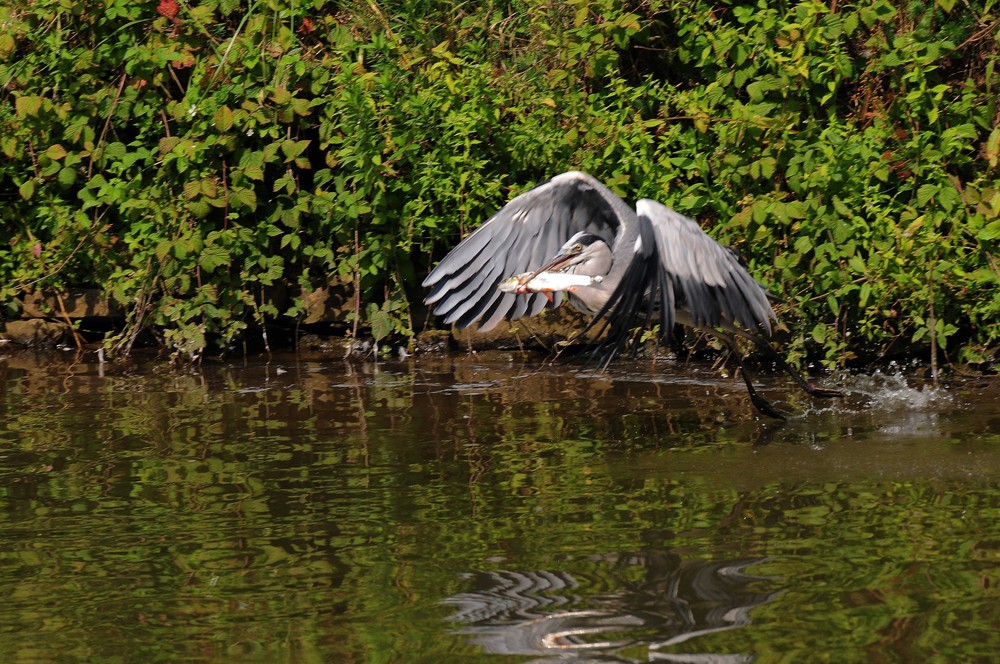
[
  {"xmin": 789, "ymin": 369, "xmax": 957, "ymax": 442},
  {"xmin": 793, "ymin": 368, "xmax": 955, "ymax": 426},
  {"xmin": 835, "ymin": 369, "xmax": 953, "ymax": 411}
]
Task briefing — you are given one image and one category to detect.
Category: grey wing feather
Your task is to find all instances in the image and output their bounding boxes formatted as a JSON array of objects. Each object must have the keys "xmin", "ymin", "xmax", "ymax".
[
  {"xmin": 423, "ymin": 171, "xmax": 626, "ymax": 331},
  {"xmin": 638, "ymin": 199, "xmax": 776, "ymax": 335}
]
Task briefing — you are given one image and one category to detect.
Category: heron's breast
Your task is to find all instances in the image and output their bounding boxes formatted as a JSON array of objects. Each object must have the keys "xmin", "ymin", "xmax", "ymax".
[{"xmin": 566, "ymin": 286, "xmax": 610, "ymax": 317}]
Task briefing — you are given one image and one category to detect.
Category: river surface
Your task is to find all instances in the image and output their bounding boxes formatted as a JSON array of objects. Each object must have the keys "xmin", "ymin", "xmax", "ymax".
[{"xmin": 0, "ymin": 349, "xmax": 997, "ymax": 662}]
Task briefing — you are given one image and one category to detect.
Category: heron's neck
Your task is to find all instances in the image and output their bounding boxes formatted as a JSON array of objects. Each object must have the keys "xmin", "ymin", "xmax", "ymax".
[{"xmin": 605, "ymin": 207, "xmax": 641, "ymax": 285}]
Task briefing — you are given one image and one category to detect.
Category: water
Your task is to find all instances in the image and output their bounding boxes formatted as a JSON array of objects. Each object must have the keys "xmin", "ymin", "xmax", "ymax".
[{"xmin": 0, "ymin": 350, "xmax": 997, "ymax": 662}]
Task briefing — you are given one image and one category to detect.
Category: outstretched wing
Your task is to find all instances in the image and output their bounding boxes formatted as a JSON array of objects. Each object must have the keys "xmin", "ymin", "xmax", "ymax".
[
  {"xmin": 638, "ymin": 199, "xmax": 776, "ymax": 336},
  {"xmin": 423, "ymin": 171, "xmax": 633, "ymax": 331}
]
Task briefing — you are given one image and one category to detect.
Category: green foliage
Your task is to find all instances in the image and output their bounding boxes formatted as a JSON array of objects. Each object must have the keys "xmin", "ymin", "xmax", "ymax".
[{"xmin": 1, "ymin": 0, "xmax": 997, "ymax": 367}]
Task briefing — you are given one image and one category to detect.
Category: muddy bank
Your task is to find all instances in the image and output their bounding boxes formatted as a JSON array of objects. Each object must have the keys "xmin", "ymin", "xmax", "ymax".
[
  {"xmin": 1, "ymin": 288, "xmax": 992, "ymax": 378},
  {"xmin": 0, "ymin": 287, "xmax": 592, "ymax": 358}
]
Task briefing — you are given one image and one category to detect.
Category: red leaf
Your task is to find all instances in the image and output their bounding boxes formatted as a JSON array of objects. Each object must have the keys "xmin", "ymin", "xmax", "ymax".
[{"xmin": 157, "ymin": 0, "xmax": 179, "ymax": 19}]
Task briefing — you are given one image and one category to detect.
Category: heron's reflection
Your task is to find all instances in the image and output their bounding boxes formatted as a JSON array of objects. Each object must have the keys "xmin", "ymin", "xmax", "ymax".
[{"xmin": 444, "ymin": 552, "xmax": 779, "ymax": 663}]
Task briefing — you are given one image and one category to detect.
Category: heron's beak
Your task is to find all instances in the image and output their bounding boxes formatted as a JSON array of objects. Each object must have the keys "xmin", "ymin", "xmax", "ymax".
[{"xmin": 525, "ymin": 250, "xmax": 580, "ymax": 281}]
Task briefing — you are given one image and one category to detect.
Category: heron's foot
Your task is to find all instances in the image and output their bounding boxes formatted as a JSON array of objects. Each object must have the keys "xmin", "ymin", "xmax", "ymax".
[
  {"xmin": 805, "ymin": 382, "xmax": 844, "ymax": 399},
  {"xmin": 750, "ymin": 393, "xmax": 787, "ymax": 421}
]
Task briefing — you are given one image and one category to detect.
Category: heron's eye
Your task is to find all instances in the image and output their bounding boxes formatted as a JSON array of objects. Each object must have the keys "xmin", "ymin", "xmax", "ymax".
[{"xmin": 573, "ymin": 243, "xmax": 583, "ymax": 252}]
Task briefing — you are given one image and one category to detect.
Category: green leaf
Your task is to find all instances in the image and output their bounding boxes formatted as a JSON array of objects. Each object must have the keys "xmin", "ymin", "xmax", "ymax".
[
  {"xmin": 58, "ymin": 167, "xmax": 77, "ymax": 187},
  {"xmin": 987, "ymin": 127, "xmax": 1000, "ymax": 168},
  {"xmin": 832, "ymin": 195, "xmax": 851, "ymax": 217},
  {"xmin": 833, "ymin": 221, "xmax": 853, "ymax": 244},
  {"xmin": 916, "ymin": 184, "xmax": 938, "ymax": 207},
  {"xmin": 785, "ymin": 201, "xmax": 808, "ymax": 219},
  {"xmin": 368, "ymin": 303, "xmax": 393, "ymax": 342},
  {"xmin": 231, "ymin": 187, "xmax": 257, "ymax": 211},
  {"xmin": 45, "ymin": 144, "xmax": 68, "ymax": 160},
  {"xmin": 1, "ymin": 136, "xmax": 16, "ymax": 158},
  {"xmin": 858, "ymin": 282, "xmax": 871, "ymax": 308},
  {"xmin": 280, "ymin": 139, "xmax": 310, "ymax": 161},
  {"xmin": 758, "ymin": 156, "xmax": 776, "ymax": 179},
  {"xmin": 616, "ymin": 13, "xmax": 640, "ymax": 32},
  {"xmin": 15, "ymin": 95, "xmax": 42, "ymax": 118},
  {"xmin": 198, "ymin": 246, "xmax": 231, "ymax": 273},
  {"xmin": 940, "ymin": 123, "xmax": 977, "ymax": 153},
  {"xmin": 159, "ymin": 136, "xmax": 181, "ymax": 154},
  {"xmin": 978, "ymin": 220, "xmax": 1000, "ymax": 240},
  {"xmin": 174, "ymin": 238, "xmax": 192, "ymax": 260},
  {"xmin": 843, "ymin": 11, "xmax": 859, "ymax": 34},
  {"xmin": 18, "ymin": 179, "xmax": 35, "ymax": 200},
  {"xmin": 104, "ymin": 142, "xmax": 127, "ymax": 160},
  {"xmin": 243, "ymin": 164, "xmax": 265, "ymax": 181},
  {"xmin": 746, "ymin": 80, "xmax": 771, "ymax": 102},
  {"xmin": 214, "ymin": 105, "xmax": 234, "ymax": 131}
]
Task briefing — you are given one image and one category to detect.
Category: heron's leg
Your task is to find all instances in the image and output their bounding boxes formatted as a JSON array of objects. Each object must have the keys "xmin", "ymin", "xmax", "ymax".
[
  {"xmin": 713, "ymin": 331, "xmax": 787, "ymax": 420},
  {"xmin": 735, "ymin": 331, "xmax": 843, "ymax": 399},
  {"xmin": 736, "ymin": 360, "xmax": 787, "ymax": 420}
]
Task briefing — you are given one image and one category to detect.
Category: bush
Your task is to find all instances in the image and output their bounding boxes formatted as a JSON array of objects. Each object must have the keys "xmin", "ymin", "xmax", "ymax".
[{"xmin": 1, "ymin": 0, "xmax": 997, "ymax": 368}]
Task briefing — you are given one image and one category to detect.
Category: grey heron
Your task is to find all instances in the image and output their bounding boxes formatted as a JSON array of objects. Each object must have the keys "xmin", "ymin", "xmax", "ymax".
[{"xmin": 422, "ymin": 171, "xmax": 841, "ymax": 419}]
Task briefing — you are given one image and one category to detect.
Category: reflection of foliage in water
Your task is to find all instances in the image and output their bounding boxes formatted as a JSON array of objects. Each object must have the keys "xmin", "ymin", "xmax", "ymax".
[{"xmin": 0, "ymin": 355, "xmax": 997, "ymax": 661}]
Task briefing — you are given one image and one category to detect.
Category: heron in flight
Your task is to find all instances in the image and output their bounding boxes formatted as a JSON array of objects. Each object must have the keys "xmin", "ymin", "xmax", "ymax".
[{"xmin": 422, "ymin": 171, "xmax": 840, "ymax": 418}]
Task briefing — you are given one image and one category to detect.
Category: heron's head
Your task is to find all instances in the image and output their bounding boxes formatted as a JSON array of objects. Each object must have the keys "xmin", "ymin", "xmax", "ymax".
[{"xmin": 534, "ymin": 232, "xmax": 612, "ymax": 277}]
